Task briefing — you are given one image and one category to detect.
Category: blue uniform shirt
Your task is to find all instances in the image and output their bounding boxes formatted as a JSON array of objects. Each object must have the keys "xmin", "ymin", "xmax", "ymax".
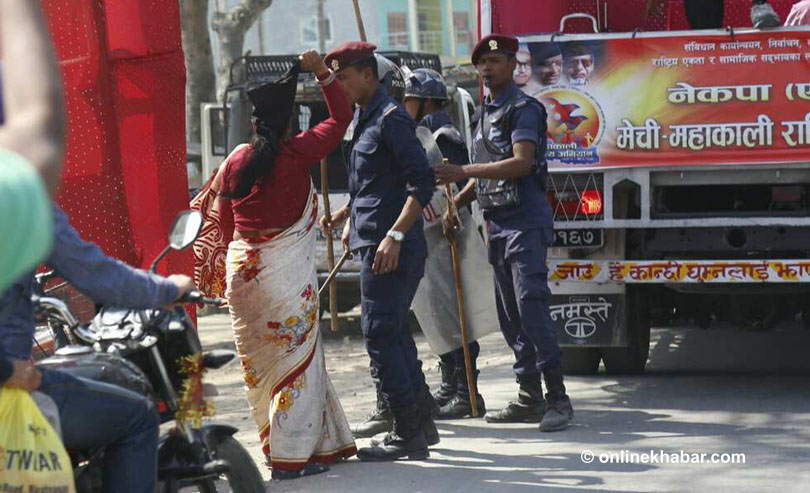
[
  {"xmin": 348, "ymin": 85, "xmax": 435, "ymax": 251},
  {"xmin": 0, "ymin": 206, "xmax": 179, "ymax": 382},
  {"xmin": 472, "ymin": 83, "xmax": 552, "ymax": 238}
]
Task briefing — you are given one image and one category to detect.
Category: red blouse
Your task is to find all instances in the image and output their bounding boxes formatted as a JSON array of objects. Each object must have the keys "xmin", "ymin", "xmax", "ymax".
[{"xmin": 218, "ymin": 76, "xmax": 352, "ymax": 239}]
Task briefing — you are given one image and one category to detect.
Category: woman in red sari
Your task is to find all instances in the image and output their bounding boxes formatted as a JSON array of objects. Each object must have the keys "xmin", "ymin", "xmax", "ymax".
[{"xmin": 194, "ymin": 50, "xmax": 355, "ymax": 480}]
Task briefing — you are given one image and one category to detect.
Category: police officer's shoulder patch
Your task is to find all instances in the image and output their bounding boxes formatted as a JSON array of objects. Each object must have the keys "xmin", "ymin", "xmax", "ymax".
[
  {"xmin": 382, "ymin": 102, "xmax": 398, "ymax": 119},
  {"xmin": 514, "ymin": 93, "xmax": 546, "ymax": 117}
]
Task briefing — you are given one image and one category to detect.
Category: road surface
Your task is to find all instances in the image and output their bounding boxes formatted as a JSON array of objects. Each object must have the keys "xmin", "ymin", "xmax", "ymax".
[{"xmin": 198, "ymin": 313, "xmax": 810, "ymax": 492}]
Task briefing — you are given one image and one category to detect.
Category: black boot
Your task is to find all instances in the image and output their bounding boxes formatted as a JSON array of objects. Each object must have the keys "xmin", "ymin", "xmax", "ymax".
[
  {"xmin": 357, "ymin": 404, "xmax": 429, "ymax": 462},
  {"xmin": 484, "ymin": 373, "xmax": 546, "ymax": 423},
  {"xmin": 437, "ymin": 368, "xmax": 486, "ymax": 420},
  {"xmin": 539, "ymin": 366, "xmax": 573, "ymax": 432},
  {"xmin": 352, "ymin": 384, "xmax": 393, "ymax": 439},
  {"xmin": 417, "ymin": 383, "xmax": 441, "ymax": 445},
  {"xmin": 432, "ymin": 360, "xmax": 458, "ymax": 408},
  {"xmin": 372, "ymin": 384, "xmax": 440, "ymax": 447}
]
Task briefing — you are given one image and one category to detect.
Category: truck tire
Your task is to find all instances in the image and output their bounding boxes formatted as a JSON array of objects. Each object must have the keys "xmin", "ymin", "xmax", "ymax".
[
  {"xmin": 601, "ymin": 287, "xmax": 651, "ymax": 374},
  {"xmin": 562, "ymin": 347, "xmax": 601, "ymax": 375}
]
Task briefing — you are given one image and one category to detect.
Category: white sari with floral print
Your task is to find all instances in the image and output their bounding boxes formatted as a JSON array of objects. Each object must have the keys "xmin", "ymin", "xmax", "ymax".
[{"xmin": 224, "ymin": 184, "xmax": 355, "ymax": 472}]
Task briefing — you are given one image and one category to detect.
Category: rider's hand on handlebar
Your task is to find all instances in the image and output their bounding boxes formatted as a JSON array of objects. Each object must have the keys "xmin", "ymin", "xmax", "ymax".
[
  {"xmin": 4, "ymin": 360, "xmax": 42, "ymax": 391},
  {"xmin": 169, "ymin": 275, "xmax": 195, "ymax": 303}
]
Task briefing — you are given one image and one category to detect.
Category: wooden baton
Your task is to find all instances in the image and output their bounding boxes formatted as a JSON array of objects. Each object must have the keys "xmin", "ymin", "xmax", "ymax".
[
  {"xmin": 444, "ymin": 180, "xmax": 478, "ymax": 417},
  {"xmin": 320, "ymin": 157, "xmax": 339, "ymax": 332}
]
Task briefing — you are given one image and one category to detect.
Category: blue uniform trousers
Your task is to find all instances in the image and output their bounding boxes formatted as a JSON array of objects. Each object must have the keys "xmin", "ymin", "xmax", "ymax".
[
  {"xmin": 488, "ymin": 228, "xmax": 562, "ymax": 376},
  {"xmin": 38, "ymin": 368, "xmax": 159, "ymax": 493},
  {"xmin": 359, "ymin": 243, "xmax": 426, "ymax": 409}
]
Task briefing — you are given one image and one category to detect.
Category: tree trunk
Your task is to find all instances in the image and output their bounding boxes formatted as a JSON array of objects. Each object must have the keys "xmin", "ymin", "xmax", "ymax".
[
  {"xmin": 211, "ymin": 0, "xmax": 274, "ymax": 102},
  {"xmin": 180, "ymin": 0, "xmax": 216, "ymax": 146}
]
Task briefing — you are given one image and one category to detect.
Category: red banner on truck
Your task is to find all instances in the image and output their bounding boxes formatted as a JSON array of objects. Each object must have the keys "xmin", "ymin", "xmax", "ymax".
[{"xmin": 516, "ymin": 29, "xmax": 810, "ymax": 169}]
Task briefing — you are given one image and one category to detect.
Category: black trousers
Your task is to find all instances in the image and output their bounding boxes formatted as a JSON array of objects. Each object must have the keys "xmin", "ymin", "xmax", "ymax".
[
  {"xmin": 683, "ymin": 0, "xmax": 724, "ymax": 29},
  {"xmin": 682, "ymin": 0, "xmax": 767, "ymax": 30}
]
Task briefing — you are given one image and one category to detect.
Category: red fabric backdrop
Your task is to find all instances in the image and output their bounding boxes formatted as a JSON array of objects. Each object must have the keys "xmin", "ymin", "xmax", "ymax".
[{"xmin": 41, "ymin": 0, "xmax": 191, "ymax": 281}]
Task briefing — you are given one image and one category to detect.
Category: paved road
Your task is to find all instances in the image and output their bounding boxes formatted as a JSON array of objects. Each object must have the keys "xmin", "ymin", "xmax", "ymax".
[{"xmin": 198, "ymin": 314, "xmax": 810, "ymax": 492}]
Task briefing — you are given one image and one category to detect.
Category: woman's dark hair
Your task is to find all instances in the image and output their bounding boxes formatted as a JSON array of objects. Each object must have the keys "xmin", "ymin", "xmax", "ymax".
[{"xmin": 222, "ymin": 120, "xmax": 282, "ymax": 199}]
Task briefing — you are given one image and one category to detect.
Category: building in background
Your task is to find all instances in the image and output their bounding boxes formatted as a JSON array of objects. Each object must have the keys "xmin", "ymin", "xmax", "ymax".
[
  {"xmin": 211, "ymin": 0, "xmax": 476, "ymax": 69},
  {"xmin": 376, "ymin": 0, "xmax": 476, "ymax": 63}
]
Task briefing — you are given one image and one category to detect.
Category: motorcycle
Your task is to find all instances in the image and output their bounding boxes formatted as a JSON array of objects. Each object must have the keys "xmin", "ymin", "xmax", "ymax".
[{"xmin": 34, "ymin": 210, "xmax": 265, "ymax": 493}]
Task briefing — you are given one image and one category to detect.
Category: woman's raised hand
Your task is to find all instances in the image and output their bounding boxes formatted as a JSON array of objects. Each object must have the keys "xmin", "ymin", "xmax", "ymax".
[{"xmin": 299, "ymin": 50, "xmax": 329, "ymax": 78}]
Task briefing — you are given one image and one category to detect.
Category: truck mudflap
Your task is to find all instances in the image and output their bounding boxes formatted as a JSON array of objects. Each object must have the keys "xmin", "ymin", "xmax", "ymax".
[
  {"xmin": 551, "ymin": 294, "xmax": 624, "ymax": 346},
  {"xmin": 548, "ymin": 259, "xmax": 810, "ymax": 283}
]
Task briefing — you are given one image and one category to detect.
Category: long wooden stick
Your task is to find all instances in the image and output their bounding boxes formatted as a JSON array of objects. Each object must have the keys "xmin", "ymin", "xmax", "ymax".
[
  {"xmin": 351, "ymin": 0, "xmax": 367, "ymax": 41},
  {"xmin": 319, "ymin": 250, "xmax": 350, "ymax": 297},
  {"xmin": 445, "ymin": 182, "xmax": 478, "ymax": 417},
  {"xmin": 320, "ymin": 158, "xmax": 338, "ymax": 332}
]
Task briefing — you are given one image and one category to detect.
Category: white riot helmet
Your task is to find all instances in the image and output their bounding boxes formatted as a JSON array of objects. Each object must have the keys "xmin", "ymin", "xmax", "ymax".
[{"xmin": 374, "ymin": 54, "xmax": 406, "ymax": 103}]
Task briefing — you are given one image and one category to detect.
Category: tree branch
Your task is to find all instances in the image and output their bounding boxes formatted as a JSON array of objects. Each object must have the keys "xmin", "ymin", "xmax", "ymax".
[{"xmin": 211, "ymin": 0, "xmax": 273, "ymax": 34}]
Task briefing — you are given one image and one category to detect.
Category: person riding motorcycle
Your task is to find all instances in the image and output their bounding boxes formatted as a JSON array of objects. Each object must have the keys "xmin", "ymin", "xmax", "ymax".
[{"xmin": 0, "ymin": 205, "xmax": 194, "ymax": 493}]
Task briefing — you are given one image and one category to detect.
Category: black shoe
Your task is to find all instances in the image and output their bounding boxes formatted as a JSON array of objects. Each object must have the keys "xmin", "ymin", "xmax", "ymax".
[
  {"xmin": 358, "ymin": 432, "xmax": 429, "ymax": 462},
  {"xmin": 372, "ymin": 419, "xmax": 439, "ymax": 447},
  {"xmin": 421, "ymin": 416, "xmax": 440, "ymax": 446},
  {"xmin": 357, "ymin": 404, "xmax": 429, "ymax": 462},
  {"xmin": 539, "ymin": 394, "xmax": 574, "ymax": 432},
  {"xmin": 484, "ymin": 373, "xmax": 545, "ymax": 423},
  {"xmin": 352, "ymin": 382, "xmax": 393, "ymax": 438},
  {"xmin": 437, "ymin": 368, "xmax": 486, "ymax": 420},
  {"xmin": 484, "ymin": 400, "xmax": 545, "ymax": 423},
  {"xmin": 436, "ymin": 393, "xmax": 486, "ymax": 420},
  {"xmin": 271, "ymin": 462, "xmax": 330, "ymax": 480},
  {"xmin": 539, "ymin": 366, "xmax": 573, "ymax": 431},
  {"xmin": 432, "ymin": 361, "xmax": 458, "ymax": 408},
  {"xmin": 352, "ymin": 408, "xmax": 392, "ymax": 439},
  {"xmin": 415, "ymin": 382, "xmax": 441, "ymax": 446}
]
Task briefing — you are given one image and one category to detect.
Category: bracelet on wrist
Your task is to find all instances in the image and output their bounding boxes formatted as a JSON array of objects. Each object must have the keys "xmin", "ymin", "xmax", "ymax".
[{"xmin": 316, "ymin": 70, "xmax": 335, "ymax": 85}]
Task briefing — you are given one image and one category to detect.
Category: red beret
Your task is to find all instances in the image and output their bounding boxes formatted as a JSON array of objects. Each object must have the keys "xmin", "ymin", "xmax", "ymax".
[
  {"xmin": 472, "ymin": 34, "xmax": 519, "ymax": 65},
  {"xmin": 325, "ymin": 41, "xmax": 377, "ymax": 72}
]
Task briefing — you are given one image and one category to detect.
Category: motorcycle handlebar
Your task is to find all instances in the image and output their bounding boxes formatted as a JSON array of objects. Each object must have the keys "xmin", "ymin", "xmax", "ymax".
[{"xmin": 181, "ymin": 291, "xmax": 224, "ymax": 307}]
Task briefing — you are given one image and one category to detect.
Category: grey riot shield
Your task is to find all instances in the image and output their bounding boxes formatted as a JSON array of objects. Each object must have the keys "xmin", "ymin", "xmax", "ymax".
[
  {"xmin": 412, "ymin": 129, "xmax": 499, "ymax": 356},
  {"xmin": 415, "ymin": 126, "xmax": 444, "ymax": 169}
]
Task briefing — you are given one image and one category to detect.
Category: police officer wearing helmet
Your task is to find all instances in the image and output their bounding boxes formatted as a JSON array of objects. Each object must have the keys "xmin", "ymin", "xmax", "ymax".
[
  {"xmin": 435, "ymin": 34, "xmax": 574, "ymax": 432},
  {"xmin": 402, "ymin": 67, "xmax": 486, "ymax": 420},
  {"xmin": 321, "ymin": 42, "xmax": 438, "ymax": 461}
]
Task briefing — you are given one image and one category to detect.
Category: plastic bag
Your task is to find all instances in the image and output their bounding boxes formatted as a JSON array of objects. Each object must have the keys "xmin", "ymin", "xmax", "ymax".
[{"xmin": 0, "ymin": 388, "xmax": 75, "ymax": 493}]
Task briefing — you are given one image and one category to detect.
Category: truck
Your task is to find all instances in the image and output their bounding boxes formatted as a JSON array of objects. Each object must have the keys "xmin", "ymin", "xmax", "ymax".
[{"xmin": 483, "ymin": 0, "xmax": 810, "ymax": 374}]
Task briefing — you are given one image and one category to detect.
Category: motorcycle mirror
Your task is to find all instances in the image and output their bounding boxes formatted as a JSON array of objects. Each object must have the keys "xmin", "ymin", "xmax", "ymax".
[
  {"xmin": 151, "ymin": 210, "xmax": 204, "ymax": 273},
  {"xmin": 168, "ymin": 211, "xmax": 203, "ymax": 251}
]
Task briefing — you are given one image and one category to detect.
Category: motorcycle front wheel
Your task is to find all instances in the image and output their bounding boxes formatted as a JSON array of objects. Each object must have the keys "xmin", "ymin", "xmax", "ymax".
[{"xmin": 197, "ymin": 436, "xmax": 265, "ymax": 493}]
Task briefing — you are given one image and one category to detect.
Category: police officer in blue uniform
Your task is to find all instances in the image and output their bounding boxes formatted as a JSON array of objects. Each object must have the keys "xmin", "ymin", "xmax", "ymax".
[
  {"xmin": 347, "ymin": 55, "xmax": 434, "ymax": 440},
  {"xmin": 322, "ymin": 42, "xmax": 438, "ymax": 461},
  {"xmin": 435, "ymin": 34, "xmax": 574, "ymax": 432},
  {"xmin": 402, "ymin": 68, "xmax": 486, "ymax": 420}
]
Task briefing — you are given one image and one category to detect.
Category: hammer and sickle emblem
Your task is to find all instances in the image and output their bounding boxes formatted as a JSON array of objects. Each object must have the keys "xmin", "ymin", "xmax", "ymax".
[
  {"xmin": 331, "ymin": 59, "xmax": 340, "ymax": 70},
  {"xmin": 489, "ymin": 39, "xmax": 498, "ymax": 51}
]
